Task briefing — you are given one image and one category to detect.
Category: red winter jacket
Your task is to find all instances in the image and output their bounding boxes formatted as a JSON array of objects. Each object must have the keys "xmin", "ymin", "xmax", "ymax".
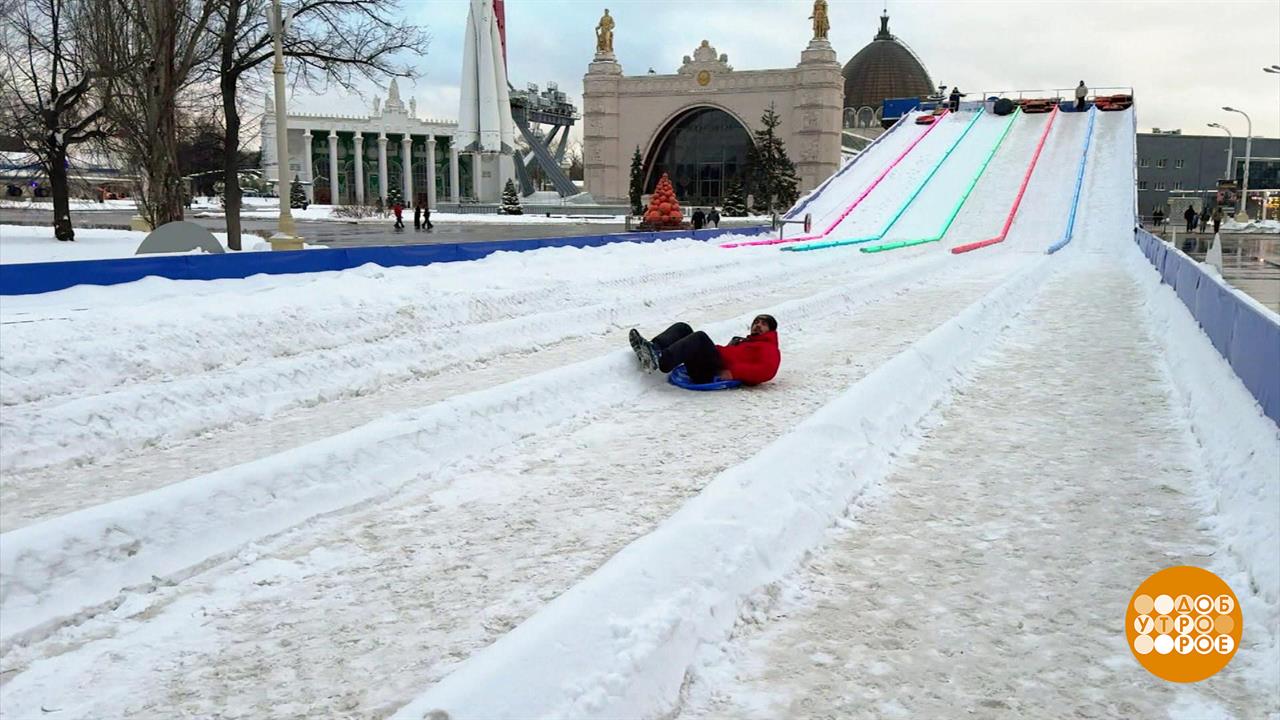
[{"xmin": 716, "ymin": 330, "xmax": 780, "ymax": 385}]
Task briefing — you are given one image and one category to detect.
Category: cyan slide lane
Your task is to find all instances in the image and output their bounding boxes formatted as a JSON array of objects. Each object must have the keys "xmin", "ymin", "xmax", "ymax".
[
  {"xmin": 861, "ymin": 108, "xmax": 1023, "ymax": 254},
  {"xmin": 783, "ymin": 107, "xmax": 987, "ymax": 253},
  {"xmin": 724, "ymin": 110, "xmax": 950, "ymax": 249}
]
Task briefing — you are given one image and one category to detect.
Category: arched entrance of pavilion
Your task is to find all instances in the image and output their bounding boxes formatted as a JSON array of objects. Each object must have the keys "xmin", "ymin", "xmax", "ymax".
[{"xmin": 642, "ymin": 105, "xmax": 754, "ymax": 208}]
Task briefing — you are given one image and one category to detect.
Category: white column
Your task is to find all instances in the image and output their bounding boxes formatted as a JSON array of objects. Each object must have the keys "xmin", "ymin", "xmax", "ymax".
[
  {"xmin": 470, "ymin": 151, "xmax": 481, "ymax": 200},
  {"xmin": 425, "ymin": 137, "xmax": 438, "ymax": 210},
  {"xmin": 377, "ymin": 133, "xmax": 388, "ymax": 204},
  {"xmin": 401, "ymin": 135, "xmax": 414, "ymax": 206},
  {"xmin": 301, "ymin": 129, "xmax": 314, "ymax": 202},
  {"xmin": 353, "ymin": 132, "xmax": 365, "ymax": 205},
  {"xmin": 449, "ymin": 146, "xmax": 460, "ymax": 203},
  {"xmin": 327, "ymin": 129, "xmax": 340, "ymax": 205}
]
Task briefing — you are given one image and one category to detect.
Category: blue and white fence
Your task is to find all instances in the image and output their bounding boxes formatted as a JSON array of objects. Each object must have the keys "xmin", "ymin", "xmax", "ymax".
[{"xmin": 1135, "ymin": 228, "xmax": 1280, "ymax": 424}]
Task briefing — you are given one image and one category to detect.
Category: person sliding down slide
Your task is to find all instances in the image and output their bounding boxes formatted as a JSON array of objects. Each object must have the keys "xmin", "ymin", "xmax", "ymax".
[{"xmin": 628, "ymin": 315, "xmax": 781, "ymax": 386}]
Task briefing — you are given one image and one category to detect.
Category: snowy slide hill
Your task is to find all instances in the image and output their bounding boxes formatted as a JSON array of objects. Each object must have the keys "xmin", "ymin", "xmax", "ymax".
[{"xmin": 1, "ymin": 106, "xmax": 1277, "ymax": 719}]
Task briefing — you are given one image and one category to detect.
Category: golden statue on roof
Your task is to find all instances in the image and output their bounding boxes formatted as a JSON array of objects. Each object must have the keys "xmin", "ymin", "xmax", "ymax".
[
  {"xmin": 810, "ymin": 0, "xmax": 830, "ymax": 40},
  {"xmin": 596, "ymin": 9, "xmax": 615, "ymax": 54}
]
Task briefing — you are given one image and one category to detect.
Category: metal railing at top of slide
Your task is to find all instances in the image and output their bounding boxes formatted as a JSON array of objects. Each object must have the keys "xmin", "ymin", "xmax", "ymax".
[{"xmin": 970, "ymin": 86, "xmax": 1135, "ymax": 103}]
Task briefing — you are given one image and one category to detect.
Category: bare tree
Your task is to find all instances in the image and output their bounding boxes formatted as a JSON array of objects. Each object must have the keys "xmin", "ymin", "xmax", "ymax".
[
  {"xmin": 0, "ymin": 0, "xmax": 111, "ymax": 241},
  {"xmin": 80, "ymin": 0, "xmax": 220, "ymax": 229},
  {"xmin": 213, "ymin": 0, "xmax": 428, "ymax": 250}
]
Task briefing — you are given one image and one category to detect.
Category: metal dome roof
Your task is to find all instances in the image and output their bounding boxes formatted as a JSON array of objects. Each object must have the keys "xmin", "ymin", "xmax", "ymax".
[{"xmin": 841, "ymin": 13, "xmax": 935, "ymax": 110}]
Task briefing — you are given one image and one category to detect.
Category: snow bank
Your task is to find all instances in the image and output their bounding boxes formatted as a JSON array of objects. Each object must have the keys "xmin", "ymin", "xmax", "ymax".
[
  {"xmin": 1119, "ymin": 235, "xmax": 1280, "ymax": 683},
  {"xmin": 1220, "ymin": 217, "xmax": 1279, "ymax": 234},
  {"xmin": 390, "ymin": 254, "xmax": 1055, "ymax": 720},
  {"xmin": 0, "ymin": 224, "xmax": 311, "ymax": 265}
]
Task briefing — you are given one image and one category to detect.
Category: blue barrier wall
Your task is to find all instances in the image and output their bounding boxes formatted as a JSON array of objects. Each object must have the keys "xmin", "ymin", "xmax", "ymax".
[
  {"xmin": 0, "ymin": 225, "xmax": 771, "ymax": 296},
  {"xmin": 1135, "ymin": 229, "xmax": 1280, "ymax": 424}
]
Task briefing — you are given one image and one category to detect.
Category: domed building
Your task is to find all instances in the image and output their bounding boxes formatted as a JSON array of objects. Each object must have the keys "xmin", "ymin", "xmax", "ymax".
[{"xmin": 841, "ymin": 12, "xmax": 935, "ymax": 128}]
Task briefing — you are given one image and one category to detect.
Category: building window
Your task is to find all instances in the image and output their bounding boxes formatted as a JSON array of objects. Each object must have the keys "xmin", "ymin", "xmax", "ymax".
[
  {"xmin": 1156, "ymin": 159, "xmax": 1166, "ymax": 168},
  {"xmin": 1155, "ymin": 181, "xmax": 1166, "ymax": 190},
  {"xmin": 1139, "ymin": 181, "xmax": 1148, "ymax": 190},
  {"xmin": 1175, "ymin": 159, "xmax": 1184, "ymax": 169},
  {"xmin": 1139, "ymin": 158, "xmax": 1149, "ymax": 168},
  {"xmin": 1173, "ymin": 181, "xmax": 1184, "ymax": 190}
]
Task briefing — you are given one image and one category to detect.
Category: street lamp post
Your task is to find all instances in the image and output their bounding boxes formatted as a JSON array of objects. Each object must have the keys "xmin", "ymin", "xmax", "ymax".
[
  {"xmin": 1222, "ymin": 106, "xmax": 1252, "ymax": 222},
  {"xmin": 1206, "ymin": 122, "xmax": 1233, "ymax": 181},
  {"xmin": 270, "ymin": 0, "xmax": 301, "ymax": 249}
]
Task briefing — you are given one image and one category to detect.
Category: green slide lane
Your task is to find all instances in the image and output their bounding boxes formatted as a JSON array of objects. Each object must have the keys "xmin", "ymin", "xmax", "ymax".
[
  {"xmin": 783, "ymin": 108, "xmax": 987, "ymax": 253},
  {"xmin": 861, "ymin": 107, "xmax": 1023, "ymax": 254}
]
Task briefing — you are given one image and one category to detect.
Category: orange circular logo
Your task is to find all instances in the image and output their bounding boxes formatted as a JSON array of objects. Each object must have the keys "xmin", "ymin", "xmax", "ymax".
[{"xmin": 1125, "ymin": 566, "xmax": 1242, "ymax": 682}]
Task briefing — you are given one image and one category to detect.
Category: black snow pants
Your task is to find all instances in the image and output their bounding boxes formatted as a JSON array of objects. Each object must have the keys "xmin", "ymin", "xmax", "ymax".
[{"xmin": 651, "ymin": 322, "xmax": 723, "ymax": 384}]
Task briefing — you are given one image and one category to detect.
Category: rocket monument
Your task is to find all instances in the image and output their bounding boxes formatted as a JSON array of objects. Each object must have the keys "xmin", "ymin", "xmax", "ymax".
[{"xmin": 458, "ymin": 0, "xmax": 516, "ymax": 203}]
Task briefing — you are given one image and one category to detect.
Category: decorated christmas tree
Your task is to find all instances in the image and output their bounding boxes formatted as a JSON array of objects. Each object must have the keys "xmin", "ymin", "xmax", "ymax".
[
  {"xmin": 641, "ymin": 173, "xmax": 683, "ymax": 229},
  {"xmin": 386, "ymin": 186, "xmax": 403, "ymax": 207},
  {"xmin": 500, "ymin": 178, "xmax": 523, "ymax": 215},
  {"xmin": 722, "ymin": 179, "xmax": 747, "ymax": 217},
  {"xmin": 289, "ymin": 175, "xmax": 308, "ymax": 209}
]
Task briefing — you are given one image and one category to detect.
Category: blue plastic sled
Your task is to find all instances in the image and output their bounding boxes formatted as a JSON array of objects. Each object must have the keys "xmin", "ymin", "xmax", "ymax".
[{"xmin": 667, "ymin": 365, "xmax": 743, "ymax": 391}]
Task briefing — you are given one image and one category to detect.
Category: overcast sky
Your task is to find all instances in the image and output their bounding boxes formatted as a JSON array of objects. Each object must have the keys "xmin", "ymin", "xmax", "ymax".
[{"xmin": 290, "ymin": 0, "xmax": 1280, "ymax": 143}]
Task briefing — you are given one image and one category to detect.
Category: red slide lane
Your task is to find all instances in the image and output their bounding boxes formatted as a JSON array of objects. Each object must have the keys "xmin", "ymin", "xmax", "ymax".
[{"xmin": 951, "ymin": 106, "xmax": 1060, "ymax": 254}]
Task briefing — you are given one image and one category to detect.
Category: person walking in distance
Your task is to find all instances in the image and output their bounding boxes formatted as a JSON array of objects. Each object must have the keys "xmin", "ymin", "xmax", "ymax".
[
  {"xmin": 1075, "ymin": 81, "xmax": 1088, "ymax": 111},
  {"xmin": 1183, "ymin": 204, "xmax": 1197, "ymax": 233}
]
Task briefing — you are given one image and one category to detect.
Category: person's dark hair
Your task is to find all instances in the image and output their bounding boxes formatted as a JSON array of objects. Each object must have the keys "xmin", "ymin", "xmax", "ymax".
[{"xmin": 754, "ymin": 314, "xmax": 778, "ymax": 331}]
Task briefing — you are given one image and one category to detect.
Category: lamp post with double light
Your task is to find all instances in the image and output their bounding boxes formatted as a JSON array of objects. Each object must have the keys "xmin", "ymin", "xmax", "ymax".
[
  {"xmin": 1206, "ymin": 122, "xmax": 1233, "ymax": 182},
  {"xmin": 1222, "ymin": 107, "xmax": 1252, "ymax": 221}
]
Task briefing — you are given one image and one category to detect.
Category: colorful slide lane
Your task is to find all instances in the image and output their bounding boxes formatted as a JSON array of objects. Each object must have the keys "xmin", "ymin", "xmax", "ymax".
[
  {"xmin": 950, "ymin": 107, "xmax": 1060, "ymax": 254},
  {"xmin": 860, "ymin": 108, "xmax": 1023, "ymax": 254},
  {"xmin": 784, "ymin": 113, "xmax": 910, "ymax": 221},
  {"xmin": 784, "ymin": 108, "xmax": 987, "ymax": 252},
  {"xmin": 1045, "ymin": 107, "xmax": 1098, "ymax": 254},
  {"xmin": 994, "ymin": 109, "xmax": 1093, "ymax": 252},
  {"xmin": 721, "ymin": 111, "xmax": 950, "ymax": 249}
]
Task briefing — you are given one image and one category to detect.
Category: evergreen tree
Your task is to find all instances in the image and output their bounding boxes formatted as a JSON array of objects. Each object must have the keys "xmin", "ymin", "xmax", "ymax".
[
  {"xmin": 290, "ymin": 175, "xmax": 308, "ymax": 209},
  {"xmin": 501, "ymin": 178, "xmax": 523, "ymax": 215},
  {"xmin": 386, "ymin": 186, "xmax": 403, "ymax": 206},
  {"xmin": 722, "ymin": 179, "xmax": 748, "ymax": 217},
  {"xmin": 747, "ymin": 103, "xmax": 801, "ymax": 215},
  {"xmin": 628, "ymin": 146, "xmax": 645, "ymax": 216}
]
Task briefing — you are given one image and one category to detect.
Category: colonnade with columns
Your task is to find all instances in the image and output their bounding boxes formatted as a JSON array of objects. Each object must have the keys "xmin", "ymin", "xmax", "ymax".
[{"xmin": 297, "ymin": 128, "xmax": 467, "ymax": 207}]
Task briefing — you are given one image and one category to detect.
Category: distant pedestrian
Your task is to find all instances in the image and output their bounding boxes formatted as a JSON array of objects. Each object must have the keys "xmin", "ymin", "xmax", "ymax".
[
  {"xmin": 949, "ymin": 87, "xmax": 962, "ymax": 112},
  {"xmin": 710, "ymin": 207, "xmax": 721, "ymax": 228},
  {"xmin": 1212, "ymin": 205, "xmax": 1223, "ymax": 234},
  {"xmin": 1153, "ymin": 207, "xmax": 1164, "ymax": 227},
  {"xmin": 1075, "ymin": 81, "xmax": 1088, "ymax": 112},
  {"xmin": 1199, "ymin": 209, "xmax": 1210, "ymax": 233},
  {"xmin": 414, "ymin": 204, "xmax": 422, "ymax": 229},
  {"xmin": 418, "ymin": 193, "xmax": 434, "ymax": 230},
  {"xmin": 1183, "ymin": 204, "xmax": 1197, "ymax": 233},
  {"xmin": 393, "ymin": 201, "xmax": 404, "ymax": 229},
  {"xmin": 692, "ymin": 207, "xmax": 706, "ymax": 230}
]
